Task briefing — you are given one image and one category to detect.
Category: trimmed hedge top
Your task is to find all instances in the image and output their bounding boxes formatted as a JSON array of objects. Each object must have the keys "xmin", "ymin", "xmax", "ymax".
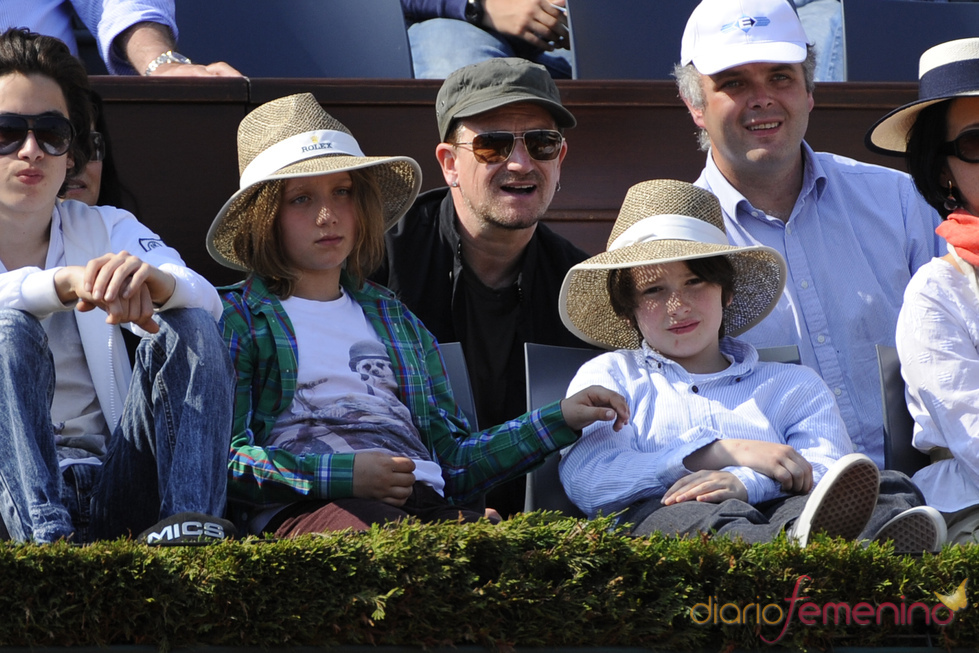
[{"xmin": 3, "ymin": 513, "xmax": 978, "ymax": 650}]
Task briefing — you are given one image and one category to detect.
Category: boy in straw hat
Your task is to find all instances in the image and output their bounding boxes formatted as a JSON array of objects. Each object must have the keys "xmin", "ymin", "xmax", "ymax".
[
  {"xmin": 0, "ymin": 29, "xmax": 234, "ymax": 544},
  {"xmin": 557, "ymin": 180, "xmax": 945, "ymax": 552},
  {"xmin": 209, "ymin": 93, "xmax": 628, "ymax": 536}
]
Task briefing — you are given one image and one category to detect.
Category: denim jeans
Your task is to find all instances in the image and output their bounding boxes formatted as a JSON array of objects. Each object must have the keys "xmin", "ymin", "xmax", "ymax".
[
  {"xmin": 407, "ymin": 18, "xmax": 573, "ymax": 79},
  {"xmin": 794, "ymin": 0, "xmax": 844, "ymax": 81},
  {"xmin": 0, "ymin": 308, "xmax": 233, "ymax": 543}
]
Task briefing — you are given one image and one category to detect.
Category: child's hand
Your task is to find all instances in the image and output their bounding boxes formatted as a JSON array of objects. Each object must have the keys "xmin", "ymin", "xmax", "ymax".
[
  {"xmin": 352, "ymin": 452, "xmax": 416, "ymax": 506},
  {"xmin": 560, "ymin": 385, "xmax": 630, "ymax": 433},
  {"xmin": 719, "ymin": 440, "xmax": 813, "ymax": 494},
  {"xmin": 686, "ymin": 440, "xmax": 813, "ymax": 494},
  {"xmin": 662, "ymin": 470, "xmax": 747, "ymax": 505}
]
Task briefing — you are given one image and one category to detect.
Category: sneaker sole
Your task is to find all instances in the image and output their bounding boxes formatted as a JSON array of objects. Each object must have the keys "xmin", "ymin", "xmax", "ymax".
[
  {"xmin": 875, "ymin": 507, "xmax": 946, "ymax": 554},
  {"xmin": 794, "ymin": 454, "xmax": 880, "ymax": 545}
]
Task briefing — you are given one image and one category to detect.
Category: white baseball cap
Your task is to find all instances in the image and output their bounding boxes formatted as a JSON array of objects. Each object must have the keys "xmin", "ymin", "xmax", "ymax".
[{"xmin": 680, "ymin": 0, "xmax": 811, "ymax": 75}]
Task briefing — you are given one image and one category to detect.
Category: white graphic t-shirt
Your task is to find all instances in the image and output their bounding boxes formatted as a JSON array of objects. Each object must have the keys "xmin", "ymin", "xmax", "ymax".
[{"xmin": 272, "ymin": 291, "xmax": 444, "ymax": 493}]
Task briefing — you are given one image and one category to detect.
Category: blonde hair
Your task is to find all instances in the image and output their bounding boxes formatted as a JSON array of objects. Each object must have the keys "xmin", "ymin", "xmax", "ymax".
[{"xmin": 231, "ymin": 169, "xmax": 386, "ymax": 298}]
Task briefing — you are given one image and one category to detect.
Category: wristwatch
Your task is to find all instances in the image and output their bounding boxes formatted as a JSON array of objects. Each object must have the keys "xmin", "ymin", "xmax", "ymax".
[
  {"xmin": 464, "ymin": 0, "xmax": 485, "ymax": 26},
  {"xmin": 144, "ymin": 50, "xmax": 193, "ymax": 76}
]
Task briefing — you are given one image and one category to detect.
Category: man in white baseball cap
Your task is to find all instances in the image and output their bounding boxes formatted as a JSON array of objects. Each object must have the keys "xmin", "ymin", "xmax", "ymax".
[{"xmin": 673, "ymin": 0, "xmax": 944, "ymax": 469}]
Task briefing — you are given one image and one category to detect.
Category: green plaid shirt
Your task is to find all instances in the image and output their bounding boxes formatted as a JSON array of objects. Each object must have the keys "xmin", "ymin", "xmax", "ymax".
[{"xmin": 221, "ymin": 274, "xmax": 576, "ymax": 509}]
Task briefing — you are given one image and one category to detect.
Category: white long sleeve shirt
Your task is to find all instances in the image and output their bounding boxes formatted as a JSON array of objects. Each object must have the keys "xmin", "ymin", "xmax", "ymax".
[
  {"xmin": 0, "ymin": 200, "xmax": 221, "ymax": 433},
  {"xmin": 559, "ymin": 338, "xmax": 855, "ymax": 518},
  {"xmin": 897, "ymin": 257, "xmax": 979, "ymax": 513}
]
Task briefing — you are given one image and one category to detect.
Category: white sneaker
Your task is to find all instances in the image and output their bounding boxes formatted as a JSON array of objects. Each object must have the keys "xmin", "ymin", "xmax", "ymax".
[
  {"xmin": 872, "ymin": 506, "xmax": 947, "ymax": 554},
  {"xmin": 788, "ymin": 453, "xmax": 880, "ymax": 546}
]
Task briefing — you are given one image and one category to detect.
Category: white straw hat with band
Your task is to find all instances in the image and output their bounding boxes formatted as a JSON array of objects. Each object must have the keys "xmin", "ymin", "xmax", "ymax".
[
  {"xmin": 207, "ymin": 92, "xmax": 422, "ymax": 271},
  {"xmin": 867, "ymin": 37, "xmax": 979, "ymax": 155},
  {"xmin": 560, "ymin": 179, "xmax": 786, "ymax": 351}
]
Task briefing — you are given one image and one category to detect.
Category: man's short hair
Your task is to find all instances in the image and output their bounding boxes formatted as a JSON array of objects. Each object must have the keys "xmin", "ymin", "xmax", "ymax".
[{"xmin": 673, "ymin": 45, "xmax": 817, "ymax": 151}]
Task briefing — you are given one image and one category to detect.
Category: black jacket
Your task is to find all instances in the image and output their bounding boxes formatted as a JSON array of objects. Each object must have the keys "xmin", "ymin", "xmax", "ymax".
[{"xmin": 372, "ymin": 187, "xmax": 592, "ymax": 424}]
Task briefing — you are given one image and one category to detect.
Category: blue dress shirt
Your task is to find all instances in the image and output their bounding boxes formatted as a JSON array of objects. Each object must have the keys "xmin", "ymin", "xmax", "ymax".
[{"xmin": 695, "ymin": 143, "xmax": 943, "ymax": 467}]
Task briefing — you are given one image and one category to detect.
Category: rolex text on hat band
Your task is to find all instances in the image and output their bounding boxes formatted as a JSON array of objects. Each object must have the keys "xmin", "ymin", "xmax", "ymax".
[{"xmin": 239, "ymin": 130, "xmax": 365, "ymax": 190}]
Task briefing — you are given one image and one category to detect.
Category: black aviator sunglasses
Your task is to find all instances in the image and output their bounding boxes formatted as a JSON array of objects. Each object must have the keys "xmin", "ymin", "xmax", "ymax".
[{"xmin": 0, "ymin": 113, "xmax": 75, "ymax": 156}]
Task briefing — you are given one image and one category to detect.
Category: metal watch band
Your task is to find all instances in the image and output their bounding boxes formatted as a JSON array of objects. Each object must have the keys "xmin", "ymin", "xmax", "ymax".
[{"xmin": 144, "ymin": 50, "xmax": 192, "ymax": 76}]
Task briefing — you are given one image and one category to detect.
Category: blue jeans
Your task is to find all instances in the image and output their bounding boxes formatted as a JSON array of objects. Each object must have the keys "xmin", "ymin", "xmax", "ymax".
[
  {"xmin": 795, "ymin": 0, "xmax": 844, "ymax": 81},
  {"xmin": 407, "ymin": 18, "xmax": 572, "ymax": 79},
  {"xmin": 0, "ymin": 308, "xmax": 233, "ymax": 543}
]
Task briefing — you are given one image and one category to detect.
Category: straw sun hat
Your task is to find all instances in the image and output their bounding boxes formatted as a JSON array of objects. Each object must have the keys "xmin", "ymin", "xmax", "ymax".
[
  {"xmin": 207, "ymin": 93, "xmax": 422, "ymax": 271},
  {"xmin": 559, "ymin": 180, "xmax": 786, "ymax": 351},
  {"xmin": 866, "ymin": 37, "xmax": 979, "ymax": 155}
]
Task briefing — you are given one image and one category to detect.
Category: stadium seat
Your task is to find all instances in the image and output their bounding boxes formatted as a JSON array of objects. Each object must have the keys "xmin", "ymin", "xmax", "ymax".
[
  {"xmin": 566, "ymin": 0, "xmax": 701, "ymax": 80},
  {"xmin": 842, "ymin": 0, "xmax": 979, "ymax": 81},
  {"xmin": 876, "ymin": 344, "xmax": 930, "ymax": 476},
  {"xmin": 173, "ymin": 0, "xmax": 413, "ymax": 78},
  {"xmin": 440, "ymin": 342, "xmax": 478, "ymax": 431},
  {"xmin": 523, "ymin": 343, "xmax": 598, "ymax": 516},
  {"xmin": 522, "ymin": 343, "xmax": 802, "ymax": 516}
]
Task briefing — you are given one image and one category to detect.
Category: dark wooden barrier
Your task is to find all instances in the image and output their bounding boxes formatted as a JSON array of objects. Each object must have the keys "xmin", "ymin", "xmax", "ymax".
[{"xmin": 91, "ymin": 78, "xmax": 919, "ymax": 287}]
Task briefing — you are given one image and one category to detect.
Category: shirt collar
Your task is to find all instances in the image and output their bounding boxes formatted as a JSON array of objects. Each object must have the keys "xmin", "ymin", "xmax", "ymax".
[
  {"xmin": 700, "ymin": 142, "xmax": 828, "ymax": 221},
  {"xmin": 639, "ymin": 336, "xmax": 758, "ymax": 378}
]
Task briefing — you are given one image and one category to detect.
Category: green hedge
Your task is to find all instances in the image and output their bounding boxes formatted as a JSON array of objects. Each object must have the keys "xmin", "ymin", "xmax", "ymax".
[{"xmin": 2, "ymin": 513, "xmax": 977, "ymax": 650}]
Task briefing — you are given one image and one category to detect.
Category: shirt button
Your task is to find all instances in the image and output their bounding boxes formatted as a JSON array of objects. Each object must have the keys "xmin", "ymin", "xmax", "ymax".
[
  {"xmin": 801, "ymin": 280, "xmax": 809, "ymax": 289},
  {"xmin": 751, "ymin": 211, "xmax": 760, "ymax": 218},
  {"xmin": 817, "ymin": 335, "xmax": 826, "ymax": 344},
  {"xmin": 691, "ymin": 385, "xmax": 699, "ymax": 393},
  {"xmin": 834, "ymin": 387, "xmax": 842, "ymax": 396},
  {"xmin": 786, "ymin": 225, "xmax": 792, "ymax": 235}
]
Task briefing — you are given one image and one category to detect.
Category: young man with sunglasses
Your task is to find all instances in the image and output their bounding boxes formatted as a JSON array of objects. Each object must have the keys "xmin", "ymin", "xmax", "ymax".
[
  {"xmin": 373, "ymin": 57, "xmax": 589, "ymax": 517},
  {"xmin": 673, "ymin": 0, "xmax": 944, "ymax": 468},
  {"xmin": 0, "ymin": 28, "xmax": 234, "ymax": 544}
]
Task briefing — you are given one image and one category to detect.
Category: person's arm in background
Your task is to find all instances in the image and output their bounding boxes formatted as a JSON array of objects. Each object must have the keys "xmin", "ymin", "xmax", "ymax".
[
  {"xmin": 401, "ymin": 0, "xmax": 568, "ymax": 51},
  {"xmin": 74, "ymin": 0, "xmax": 241, "ymax": 75}
]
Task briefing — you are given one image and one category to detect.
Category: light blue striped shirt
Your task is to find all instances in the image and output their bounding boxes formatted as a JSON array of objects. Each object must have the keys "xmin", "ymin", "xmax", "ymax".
[
  {"xmin": 695, "ymin": 143, "xmax": 944, "ymax": 467},
  {"xmin": 3, "ymin": 0, "xmax": 177, "ymax": 74},
  {"xmin": 559, "ymin": 338, "xmax": 855, "ymax": 519}
]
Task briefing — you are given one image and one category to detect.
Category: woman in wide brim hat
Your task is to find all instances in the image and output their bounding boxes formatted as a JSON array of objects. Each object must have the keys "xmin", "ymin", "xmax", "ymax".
[
  {"xmin": 874, "ymin": 38, "xmax": 979, "ymax": 544},
  {"xmin": 556, "ymin": 180, "xmax": 895, "ymax": 545},
  {"xmin": 560, "ymin": 178, "xmax": 786, "ymax": 351},
  {"xmin": 214, "ymin": 93, "xmax": 627, "ymax": 538},
  {"xmin": 866, "ymin": 37, "xmax": 979, "ymax": 216}
]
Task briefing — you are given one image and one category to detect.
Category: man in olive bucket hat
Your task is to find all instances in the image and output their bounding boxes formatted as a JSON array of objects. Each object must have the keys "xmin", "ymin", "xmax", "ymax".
[
  {"xmin": 373, "ymin": 57, "xmax": 590, "ymax": 517},
  {"xmin": 557, "ymin": 179, "xmax": 945, "ymax": 553}
]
